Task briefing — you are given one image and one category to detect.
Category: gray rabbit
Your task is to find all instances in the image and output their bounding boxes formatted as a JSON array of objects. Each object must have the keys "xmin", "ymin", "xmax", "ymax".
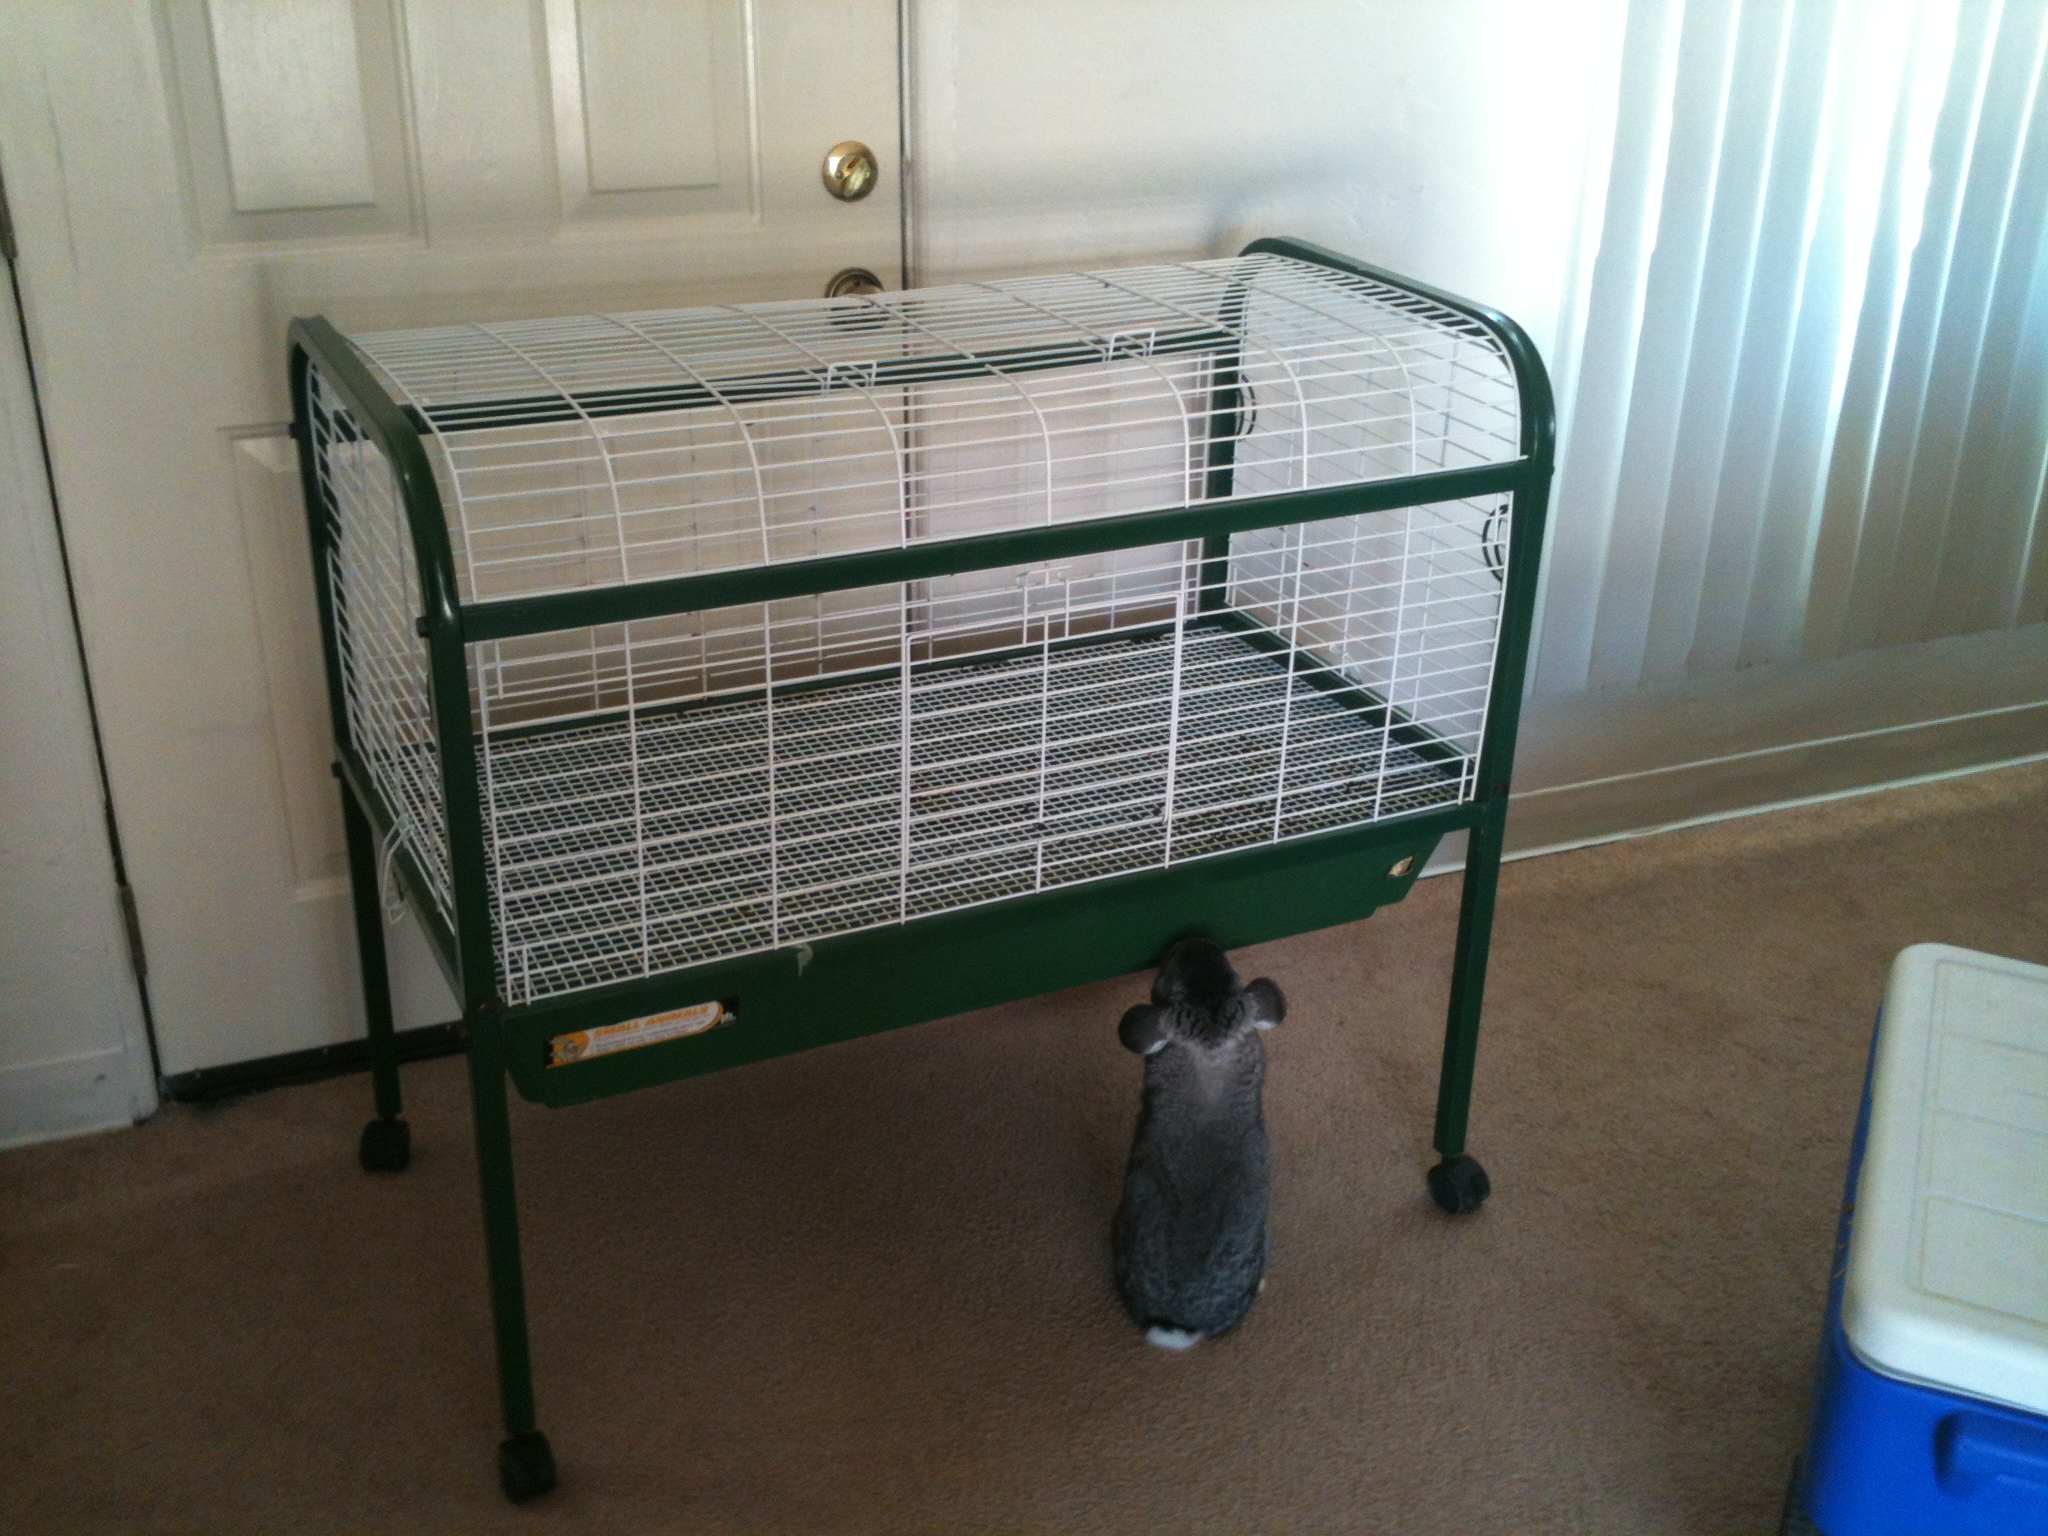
[{"xmin": 1112, "ymin": 937, "xmax": 1286, "ymax": 1349}]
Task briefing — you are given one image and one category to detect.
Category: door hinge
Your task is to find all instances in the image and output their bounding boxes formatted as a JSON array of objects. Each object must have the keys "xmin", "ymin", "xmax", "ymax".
[
  {"xmin": 0, "ymin": 158, "xmax": 15, "ymax": 263},
  {"xmin": 117, "ymin": 882, "xmax": 148, "ymax": 981}
]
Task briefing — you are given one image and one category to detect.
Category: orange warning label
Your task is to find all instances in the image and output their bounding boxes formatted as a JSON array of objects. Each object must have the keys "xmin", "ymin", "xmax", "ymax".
[{"xmin": 547, "ymin": 1001, "xmax": 728, "ymax": 1067}]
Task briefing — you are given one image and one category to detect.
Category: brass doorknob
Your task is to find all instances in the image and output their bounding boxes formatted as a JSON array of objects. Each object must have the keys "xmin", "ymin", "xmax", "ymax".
[
  {"xmin": 822, "ymin": 141, "xmax": 878, "ymax": 202},
  {"xmin": 825, "ymin": 267, "xmax": 884, "ymax": 298}
]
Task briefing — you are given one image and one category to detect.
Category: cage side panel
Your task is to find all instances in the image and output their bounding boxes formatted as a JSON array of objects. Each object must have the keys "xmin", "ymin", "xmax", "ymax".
[
  {"xmin": 308, "ymin": 368, "xmax": 454, "ymax": 928},
  {"xmin": 1228, "ymin": 495, "xmax": 1506, "ymax": 771},
  {"xmin": 468, "ymin": 499, "xmax": 1499, "ymax": 1008}
]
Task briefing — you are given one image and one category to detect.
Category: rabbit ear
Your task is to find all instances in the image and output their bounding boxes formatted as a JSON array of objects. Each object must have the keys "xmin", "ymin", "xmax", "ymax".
[
  {"xmin": 1243, "ymin": 978, "xmax": 1286, "ymax": 1030},
  {"xmin": 1119, "ymin": 1005, "xmax": 1170, "ymax": 1054}
]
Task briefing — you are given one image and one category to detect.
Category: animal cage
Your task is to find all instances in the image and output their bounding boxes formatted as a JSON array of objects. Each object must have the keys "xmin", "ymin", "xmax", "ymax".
[{"xmin": 289, "ymin": 237, "xmax": 1553, "ymax": 1501}]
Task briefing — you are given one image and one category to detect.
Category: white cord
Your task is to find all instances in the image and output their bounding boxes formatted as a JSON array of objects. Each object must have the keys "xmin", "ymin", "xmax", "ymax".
[{"xmin": 377, "ymin": 823, "xmax": 411, "ymax": 927}]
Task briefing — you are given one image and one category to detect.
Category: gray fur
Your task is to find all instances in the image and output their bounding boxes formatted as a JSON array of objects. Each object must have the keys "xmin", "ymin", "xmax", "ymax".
[{"xmin": 1112, "ymin": 938, "xmax": 1287, "ymax": 1345}]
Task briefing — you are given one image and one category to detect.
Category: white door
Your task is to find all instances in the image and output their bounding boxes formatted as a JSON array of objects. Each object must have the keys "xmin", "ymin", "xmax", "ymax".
[{"xmin": 0, "ymin": 0, "xmax": 902, "ymax": 1074}]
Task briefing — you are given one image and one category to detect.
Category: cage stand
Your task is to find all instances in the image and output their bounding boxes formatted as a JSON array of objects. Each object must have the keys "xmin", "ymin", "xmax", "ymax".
[{"xmin": 292, "ymin": 238, "xmax": 1555, "ymax": 1500}]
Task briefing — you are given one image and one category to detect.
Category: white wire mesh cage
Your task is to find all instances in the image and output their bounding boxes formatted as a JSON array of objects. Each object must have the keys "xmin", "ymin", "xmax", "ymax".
[
  {"xmin": 349, "ymin": 252, "xmax": 1521, "ymax": 601},
  {"xmin": 306, "ymin": 253, "xmax": 1520, "ymax": 1007}
]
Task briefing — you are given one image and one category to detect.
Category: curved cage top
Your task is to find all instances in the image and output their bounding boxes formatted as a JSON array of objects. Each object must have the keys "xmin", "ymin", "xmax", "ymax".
[{"xmin": 343, "ymin": 253, "xmax": 1521, "ymax": 605}]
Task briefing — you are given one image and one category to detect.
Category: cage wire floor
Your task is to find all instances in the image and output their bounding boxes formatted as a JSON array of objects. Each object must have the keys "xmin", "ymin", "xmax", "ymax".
[{"xmin": 473, "ymin": 621, "xmax": 1465, "ymax": 1005}]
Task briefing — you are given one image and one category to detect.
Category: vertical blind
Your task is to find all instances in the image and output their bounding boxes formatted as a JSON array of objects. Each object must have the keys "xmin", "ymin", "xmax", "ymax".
[{"xmin": 1533, "ymin": 0, "xmax": 2048, "ymax": 697}]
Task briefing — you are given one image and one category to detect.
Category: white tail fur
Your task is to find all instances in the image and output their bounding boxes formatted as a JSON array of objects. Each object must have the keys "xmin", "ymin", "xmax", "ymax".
[{"xmin": 1145, "ymin": 1326, "xmax": 1203, "ymax": 1351}]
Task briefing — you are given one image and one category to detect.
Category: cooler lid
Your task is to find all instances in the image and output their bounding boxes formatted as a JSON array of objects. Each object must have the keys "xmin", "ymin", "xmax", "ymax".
[{"xmin": 1844, "ymin": 944, "xmax": 2048, "ymax": 1417}]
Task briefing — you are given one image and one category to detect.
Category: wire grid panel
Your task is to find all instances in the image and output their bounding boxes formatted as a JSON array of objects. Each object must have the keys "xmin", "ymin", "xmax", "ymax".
[
  {"xmin": 308, "ymin": 367, "xmax": 454, "ymax": 927},
  {"xmin": 475, "ymin": 499, "xmax": 1502, "ymax": 1006},
  {"xmin": 344, "ymin": 254, "xmax": 1521, "ymax": 604},
  {"xmin": 1229, "ymin": 495, "xmax": 1507, "ymax": 760}
]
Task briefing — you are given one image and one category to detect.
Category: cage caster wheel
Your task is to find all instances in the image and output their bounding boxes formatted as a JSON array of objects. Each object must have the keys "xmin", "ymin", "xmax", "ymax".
[
  {"xmin": 498, "ymin": 1430, "xmax": 557, "ymax": 1503},
  {"xmin": 1427, "ymin": 1153, "xmax": 1490, "ymax": 1214},
  {"xmin": 358, "ymin": 1117, "xmax": 411, "ymax": 1173}
]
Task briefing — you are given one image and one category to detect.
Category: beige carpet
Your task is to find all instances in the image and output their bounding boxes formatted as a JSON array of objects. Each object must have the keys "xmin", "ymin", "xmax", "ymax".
[{"xmin": 5, "ymin": 761, "xmax": 2047, "ymax": 1535}]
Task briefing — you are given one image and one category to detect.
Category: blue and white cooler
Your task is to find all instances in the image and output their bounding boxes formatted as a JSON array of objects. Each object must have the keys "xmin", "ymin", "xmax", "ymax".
[{"xmin": 1787, "ymin": 944, "xmax": 2048, "ymax": 1535}]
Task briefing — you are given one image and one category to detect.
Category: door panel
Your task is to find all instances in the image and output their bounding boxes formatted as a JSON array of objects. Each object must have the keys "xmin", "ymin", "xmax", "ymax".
[
  {"xmin": 551, "ymin": 0, "xmax": 746, "ymax": 214},
  {"xmin": 0, "ymin": 0, "xmax": 900, "ymax": 1073},
  {"xmin": 163, "ymin": 0, "xmax": 420, "ymax": 246}
]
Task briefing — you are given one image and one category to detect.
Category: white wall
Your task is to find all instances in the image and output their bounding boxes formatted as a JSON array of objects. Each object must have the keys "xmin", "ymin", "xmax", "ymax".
[
  {"xmin": 0, "ymin": 271, "xmax": 157, "ymax": 1147},
  {"xmin": 912, "ymin": 0, "xmax": 1628, "ymax": 374}
]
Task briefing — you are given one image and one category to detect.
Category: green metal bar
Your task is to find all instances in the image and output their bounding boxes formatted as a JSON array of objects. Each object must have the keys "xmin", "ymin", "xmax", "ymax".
[
  {"xmin": 465, "ymin": 1001, "xmax": 538, "ymax": 1437},
  {"xmin": 399, "ymin": 322, "xmax": 1237, "ymax": 433},
  {"xmin": 1428, "ymin": 470, "xmax": 1553, "ymax": 1160},
  {"xmin": 500, "ymin": 806, "xmax": 1465, "ymax": 1107},
  {"xmin": 1244, "ymin": 239, "xmax": 1559, "ymax": 1169},
  {"xmin": 292, "ymin": 317, "xmax": 541, "ymax": 1451},
  {"xmin": 461, "ymin": 462, "xmax": 1522, "ymax": 642},
  {"xmin": 340, "ymin": 783, "xmax": 404, "ymax": 1123},
  {"xmin": 1433, "ymin": 796, "xmax": 1506, "ymax": 1157},
  {"xmin": 1197, "ymin": 533, "xmax": 1232, "ymax": 616}
]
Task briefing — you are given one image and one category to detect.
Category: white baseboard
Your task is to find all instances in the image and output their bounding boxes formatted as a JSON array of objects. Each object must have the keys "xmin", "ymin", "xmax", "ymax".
[
  {"xmin": 0, "ymin": 1047, "xmax": 155, "ymax": 1151},
  {"xmin": 1505, "ymin": 702, "xmax": 2048, "ymax": 859},
  {"xmin": 1418, "ymin": 624, "xmax": 2048, "ymax": 874}
]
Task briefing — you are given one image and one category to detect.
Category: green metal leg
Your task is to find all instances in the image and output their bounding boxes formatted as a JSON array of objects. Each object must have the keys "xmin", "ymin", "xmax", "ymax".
[
  {"xmin": 341, "ymin": 781, "xmax": 410, "ymax": 1172},
  {"xmin": 465, "ymin": 1006, "xmax": 557, "ymax": 1500},
  {"xmin": 1428, "ymin": 796, "xmax": 1506, "ymax": 1213}
]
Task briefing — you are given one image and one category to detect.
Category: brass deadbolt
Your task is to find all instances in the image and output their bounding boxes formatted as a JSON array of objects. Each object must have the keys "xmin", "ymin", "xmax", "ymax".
[
  {"xmin": 822, "ymin": 140, "xmax": 878, "ymax": 202},
  {"xmin": 825, "ymin": 267, "xmax": 884, "ymax": 298}
]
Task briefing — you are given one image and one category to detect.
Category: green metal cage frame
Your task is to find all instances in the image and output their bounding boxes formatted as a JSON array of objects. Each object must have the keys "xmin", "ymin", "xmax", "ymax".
[{"xmin": 288, "ymin": 237, "xmax": 1554, "ymax": 1500}]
